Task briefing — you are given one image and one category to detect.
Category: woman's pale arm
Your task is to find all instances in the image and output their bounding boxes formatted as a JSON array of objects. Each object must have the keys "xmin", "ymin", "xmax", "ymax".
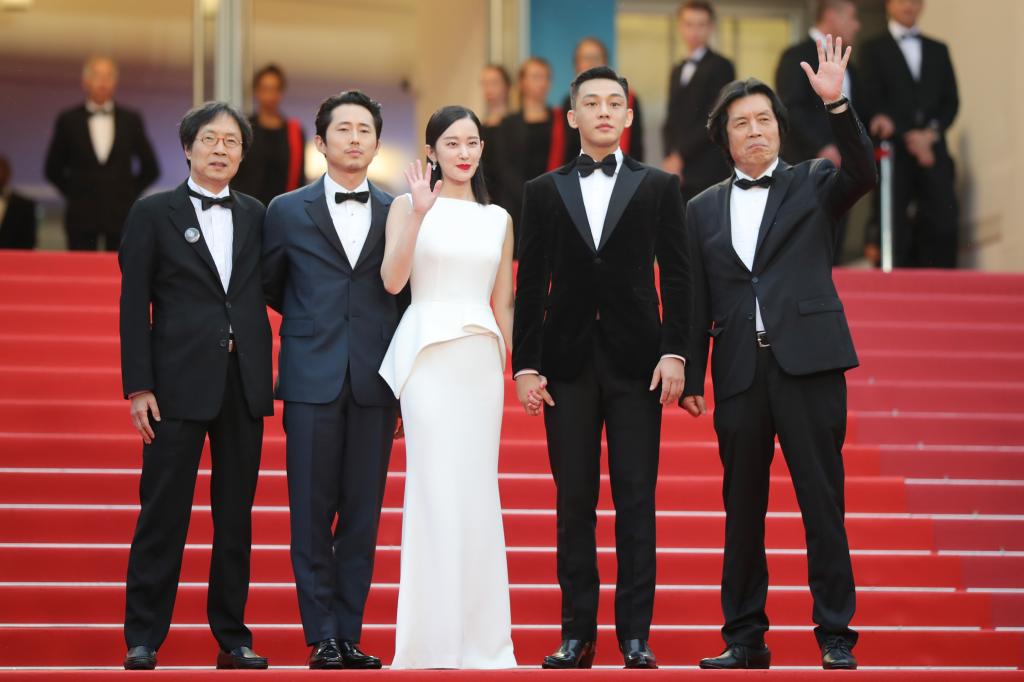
[
  {"xmin": 491, "ymin": 216, "xmax": 515, "ymax": 352},
  {"xmin": 381, "ymin": 160, "xmax": 442, "ymax": 294}
]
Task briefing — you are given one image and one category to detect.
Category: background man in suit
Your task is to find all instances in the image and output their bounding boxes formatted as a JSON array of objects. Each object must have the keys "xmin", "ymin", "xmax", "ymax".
[
  {"xmin": 681, "ymin": 38, "xmax": 874, "ymax": 670},
  {"xmin": 662, "ymin": 0, "xmax": 735, "ymax": 202},
  {"xmin": 119, "ymin": 102, "xmax": 273, "ymax": 671},
  {"xmin": 775, "ymin": 0, "xmax": 862, "ymax": 262},
  {"xmin": 0, "ymin": 155, "xmax": 38, "ymax": 249},
  {"xmin": 560, "ymin": 37, "xmax": 645, "ymax": 163},
  {"xmin": 514, "ymin": 66, "xmax": 691, "ymax": 670},
  {"xmin": 45, "ymin": 56, "xmax": 159, "ymax": 251},
  {"xmin": 262, "ymin": 91, "xmax": 404, "ymax": 670},
  {"xmin": 860, "ymin": 0, "xmax": 960, "ymax": 267}
]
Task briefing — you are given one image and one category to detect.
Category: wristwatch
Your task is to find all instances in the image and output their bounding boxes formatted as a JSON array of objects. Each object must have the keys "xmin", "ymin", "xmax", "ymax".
[{"xmin": 824, "ymin": 97, "xmax": 849, "ymax": 112}]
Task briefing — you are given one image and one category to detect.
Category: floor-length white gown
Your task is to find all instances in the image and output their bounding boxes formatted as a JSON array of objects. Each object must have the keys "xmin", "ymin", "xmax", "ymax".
[{"xmin": 379, "ymin": 196, "xmax": 517, "ymax": 669}]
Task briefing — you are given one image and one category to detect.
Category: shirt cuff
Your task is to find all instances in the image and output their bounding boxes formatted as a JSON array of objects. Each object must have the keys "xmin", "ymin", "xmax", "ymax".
[
  {"xmin": 513, "ymin": 369, "xmax": 539, "ymax": 379},
  {"xmin": 661, "ymin": 354, "xmax": 686, "ymax": 366}
]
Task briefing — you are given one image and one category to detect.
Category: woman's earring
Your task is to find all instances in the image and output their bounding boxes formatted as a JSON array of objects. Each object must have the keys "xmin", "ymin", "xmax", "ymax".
[{"xmin": 430, "ymin": 161, "xmax": 437, "ymax": 172}]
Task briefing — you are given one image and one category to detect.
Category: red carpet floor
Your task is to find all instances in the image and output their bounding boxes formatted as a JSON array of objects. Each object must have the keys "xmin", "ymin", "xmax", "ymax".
[{"xmin": 1, "ymin": 250, "xmax": 1023, "ymax": 678}]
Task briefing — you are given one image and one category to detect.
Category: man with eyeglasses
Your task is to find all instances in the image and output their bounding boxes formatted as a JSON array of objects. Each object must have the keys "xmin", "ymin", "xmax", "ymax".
[{"xmin": 118, "ymin": 102, "xmax": 273, "ymax": 670}]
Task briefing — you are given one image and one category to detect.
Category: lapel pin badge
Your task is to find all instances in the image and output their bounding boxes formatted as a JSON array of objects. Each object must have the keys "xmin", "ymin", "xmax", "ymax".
[{"xmin": 184, "ymin": 227, "xmax": 201, "ymax": 243}]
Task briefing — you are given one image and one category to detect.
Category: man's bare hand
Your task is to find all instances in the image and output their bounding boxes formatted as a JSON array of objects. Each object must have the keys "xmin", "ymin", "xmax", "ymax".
[
  {"xmin": 800, "ymin": 33, "xmax": 851, "ymax": 105},
  {"xmin": 130, "ymin": 391, "xmax": 161, "ymax": 444},
  {"xmin": 650, "ymin": 357, "xmax": 685, "ymax": 406},
  {"xmin": 904, "ymin": 128, "xmax": 937, "ymax": 167},
  {"xmin": 817, "ymin": 144, "xmax": 842, "ymax": 168},
  {"xmin": 681, "ymin": 395, "xmax": 707, "ymax": 418},
  {"xmin": 662, "ymin": 152, "xmax": 683, "ymax": 176},
  {"xmin": 516, "ymin": 373, "xmax": 554, "ymax": 416},
  {"xmin": 869, "ymin": 114, "xmax": 895, "ymax": 140}
]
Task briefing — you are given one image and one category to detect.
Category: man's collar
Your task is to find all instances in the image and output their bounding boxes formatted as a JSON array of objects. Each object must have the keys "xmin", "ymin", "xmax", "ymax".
[
  {"xmin": 735, "ymin": 157, "xmax": 780, "ymax": 183},
  {"xmin": 324, "ymin": 172, "xmax": 369, "ymax": 196},
  {"xmin": 889, "ymin": 19, "xmax": 921, "ymax": 40},
  {"xmin": 579, "ymin": 147, "xmax": 623, "ymax": 175},
  {"xmin": 687, "ymin": 46, "xmax": 708, "ymax": 63},
  {"xmin": 85, "ymin": 100, "xmax": 114, "ymax": 114},
  {"xmin": 809, "ymin": 27, "xmax": 827, "ymax": 43},
  {"xmin": 188, "ymin": 177, "xmax": 230, "ymax": 199}
]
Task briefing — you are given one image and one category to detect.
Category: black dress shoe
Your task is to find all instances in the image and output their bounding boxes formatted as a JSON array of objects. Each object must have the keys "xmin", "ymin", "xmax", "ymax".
[
  {"xmin": 541, "ymin": 639, "xmax": 597, "ymax": 669},
  {"xmin": 620, "ymin": 639, "xmax": 657, "ymax": 669},
  {"xmin": 309, "ymin": 639, "xmax": 344, "ymax": 670},
  {"xmin": 124, "ymin": 646, "xmax": 156, "ymax": 670},
  {"xmin": 338, "ymin": 640, "xmax": 382, "ymax": 669},
  {"xmin": 216, "ymin": 646, "xmax": 268, "ymax": 669},
  {"xmin": 821, "ymin": 637, "xmax": 857, "ymax": 670},
  {"xmin": 699, "ymin": 643, "xmax": 771, "ymax": 669}
]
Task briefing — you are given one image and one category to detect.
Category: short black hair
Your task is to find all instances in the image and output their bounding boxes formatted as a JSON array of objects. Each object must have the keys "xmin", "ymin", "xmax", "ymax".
[
  {"xmin": 315, "ymin": 90, "xmax": 383, "ymax": 141},
  {"xmin": 569, "ymin": 66, "xmax": 629, "ymax": 109},
  {"xmin": 706, "ymin": 78, "xmax": 789, "ymax": 166},
  {"xmin": 178, "ymin": 101, "xmax": 253, "ymax": 166},
  {"xmin": 678, "ymin": 0, "xmax": 716, "ymax": 21},
  {"xmin": 253, "ymin": 63, "xmax": 286, "ymax": 90}
]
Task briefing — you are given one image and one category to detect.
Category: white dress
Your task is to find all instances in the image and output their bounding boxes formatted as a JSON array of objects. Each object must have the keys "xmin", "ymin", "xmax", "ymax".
[{"xmin": 379, "ymin": 197, "xmax": 517, "ymax": 669}]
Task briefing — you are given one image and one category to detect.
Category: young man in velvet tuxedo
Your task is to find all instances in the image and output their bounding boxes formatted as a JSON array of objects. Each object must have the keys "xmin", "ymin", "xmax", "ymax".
[
  {"xmin": 513, "ymin": 66, "xmax": 691, "ymax": 670},
  {"xmin": 682, "ymin": 37, "xmax": 874, "ymax": 670}
]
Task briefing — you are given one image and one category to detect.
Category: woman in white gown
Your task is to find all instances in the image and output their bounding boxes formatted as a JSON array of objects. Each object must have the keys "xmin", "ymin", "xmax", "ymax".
[{"xmin": 378, "ymin": 106, "xmax": 517, "ymax": 669}]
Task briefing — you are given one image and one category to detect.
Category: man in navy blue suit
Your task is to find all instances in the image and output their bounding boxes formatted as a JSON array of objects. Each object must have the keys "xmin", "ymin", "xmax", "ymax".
[{"xmin": 262, "ymin": 91, "xmax": 405, "ymax": 670}]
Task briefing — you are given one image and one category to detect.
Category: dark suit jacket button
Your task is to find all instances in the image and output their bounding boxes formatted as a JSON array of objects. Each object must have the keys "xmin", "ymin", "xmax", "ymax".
[
  {"xmin": 751, "ymin": 276, "xmax": 759, "ymax": 284},
  {"xmin": 225, "ymin": 301, "xmax": 232, "ymax": 309},
  {"xmin": 747, "ymin": 313, "xmax": 754, "ymax": 320},
  {"xmin": 219, "ymin": 340, "xmax": 227, "ymax": 348},
  {"xmin": 593, "ymin": 257, "xmax": 603, "ymax": 265}
]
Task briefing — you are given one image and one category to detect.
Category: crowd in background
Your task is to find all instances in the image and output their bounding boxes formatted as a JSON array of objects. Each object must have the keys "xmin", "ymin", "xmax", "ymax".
[{"xmin": 0, "ymin": 0, "xmax": 958, "ymax": 269}]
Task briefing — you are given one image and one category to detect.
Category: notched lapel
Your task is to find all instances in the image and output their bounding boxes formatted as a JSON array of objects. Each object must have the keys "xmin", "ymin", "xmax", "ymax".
[
  {"xmin": 354, "ymin": 184, "xmax": 389, "ymax": 271},
  {"xmin": 552, "ymin": 169, "xmax": 597, "ymax": 252},
  {"xmin": 169, "ymin": 184, "xmax": 221, "ymax": 286},
  {"xmin": 598, "ymin": 160, "xmax": 647, "ymax": 251},
  {"xmin": 305, "ymin": 183, "xmax": 352, "ymax": 270},
  {"xmin": 753, "ymin": 164, "xmax": 794, "ymax": 259}
]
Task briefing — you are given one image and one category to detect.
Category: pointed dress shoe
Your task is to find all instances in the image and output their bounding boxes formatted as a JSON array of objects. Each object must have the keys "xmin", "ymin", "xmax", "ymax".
[
  {"xmin": 309, "ymin": 639, "xmax": 344, "ymax": 669},
  {"xmin": 338, "ymin": 640, "xmax": 382, "ymax": 669},
  {"xmin": 124, "ymin": 646, "xmax": 157, "ymax": 670},
  {"xmin": 542, "ymin": 639, "xmax": 597, "ymax": 669},
  {"xmin": 821, "ymin": 637, "xmax": 857, "ymax": 670},
  {"xmin": 620, "ymin": 639, "xmax": 657, "ymax": 668},
  {"xmin": 216, "ymin": 646, "xmax": 268, "ymax": 669},
  {"xmin": 699, "ymin": 643, "xmax": 771, "ymax": 669}
]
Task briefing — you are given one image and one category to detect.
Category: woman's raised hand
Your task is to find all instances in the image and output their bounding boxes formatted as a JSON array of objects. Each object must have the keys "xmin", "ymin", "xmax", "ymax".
[{"xmin": 406, "ymin": 159, "xmax": 443, "ymax": 216}]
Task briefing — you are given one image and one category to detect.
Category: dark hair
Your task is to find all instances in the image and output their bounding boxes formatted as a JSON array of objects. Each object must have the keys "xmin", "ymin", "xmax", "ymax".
[
  {"xmin": 678, "ymin": 0, "xmax": 716, "ymax": 21},
  {"xmin": 574, "ymin": 36, "xmax": 609, "ymax": 65},
  {"xmin": 569, "ymin": 66, "xmax": 629, "ymax": 109},
  {"xmin": 253, "ymin": 63, "xmax": 286, "ymax": 90},
  {"xmin": 816, "ymin": 0, "xmax": 855, "ymax": 23},
  {"xmin": 706, "ymin": 78, "xmax": 789, "ymax": 166},
  {"xmin": 314, "ymin": 90, "xmax": 383, "ymax": 141},
  {"xmin": 425, "ymin": 105, "xmax": 490, "ymax": 205},
  {"xmin": 178, "ymin": 101, "xmax": 253, "ymax": 166},
  {"xmin": 483, "ymin": 63, "xmax": 512, "ymax": 89}
]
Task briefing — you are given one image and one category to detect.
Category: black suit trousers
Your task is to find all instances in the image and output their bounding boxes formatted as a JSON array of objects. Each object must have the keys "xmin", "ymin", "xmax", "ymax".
[
  {"xmin": 543, "ymin": 329, "xmax": 662, "ymax": 641},
  {"xmin": 124, "ymin": 354, "xmax": 263, "ymax": 652},
  {"xmin": 891, "ymin": 145, "xmax": 959, "ymax": 268},
  {"xmin": 713, "ymin": 344, "xmax": 857, "ymax": 648},
  {"xmin": 284, "ymin": 379, "xmax": 396, "ymax": 645}
]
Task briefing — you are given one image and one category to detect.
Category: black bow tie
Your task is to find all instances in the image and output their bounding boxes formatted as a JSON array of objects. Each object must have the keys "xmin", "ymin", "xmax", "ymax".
[
  {"xmin": 335, "ymin": 191, "xmax": 369, "ymax": 204},
  {"xmin": 734, "ymin": 175, "xmax": 774, "ymax": 190},
  {"xmin": 577, "ymin": 154, "xmax": 617, "ymax": 178},
  {"xmin": 188, "ymin": 187, "xmax": 234, "ymax": 210}
]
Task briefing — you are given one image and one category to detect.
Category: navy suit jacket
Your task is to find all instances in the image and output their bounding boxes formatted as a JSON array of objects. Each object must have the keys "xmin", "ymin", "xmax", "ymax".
[{"xmin": 262, "ymin": 177, "xmax": 406, "ymax": 406}]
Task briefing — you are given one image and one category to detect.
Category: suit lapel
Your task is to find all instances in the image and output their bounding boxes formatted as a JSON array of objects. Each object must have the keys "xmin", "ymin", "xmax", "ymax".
[
  {"xmin": 305, "ymin": 177, "xmax": 353, "ymax": 270},
  {"xmin": 752, "ymin": 163, "xmax": 795, "ymax": 267},
  {"xmin": 598, "ymin": 158, "xmax": 647, "ymax": 251},
  {"xmin": 228, "ymin": 192, "xmax": 251, "ymax": 290},
  {"xmin": 353, "ymin": 183, "xmax": 388, "ymax": 271},
  {"xmin": 885, "ymin": 34, "xmax": 918, "ymax": 89},
  {"xmin": 169, "ymin": 182, "xmax": 222, "ymax": 287},
  {"xmin": 552, "ymin": 164, "xmax": 597, "ymax": 253}
]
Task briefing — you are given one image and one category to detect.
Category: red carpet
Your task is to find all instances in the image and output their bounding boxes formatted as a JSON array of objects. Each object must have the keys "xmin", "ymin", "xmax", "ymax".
[{"xmin": 0, "ymin": 250, "xmax": 1023, "ymax": 678}]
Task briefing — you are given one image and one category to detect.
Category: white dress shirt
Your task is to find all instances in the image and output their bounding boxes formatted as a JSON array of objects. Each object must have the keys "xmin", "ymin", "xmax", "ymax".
[
  {"xmin": 731, "ymin": 158, "xmax": 780, "ymax": 333},
  {"xmin": 85, "ymin": 100, "xmax": 115, "ymax": 165},
  {"xmin": 809, "ymin": 28, "xmax": 852, "ymax": 101},
  {"xmin": 579, "ymin": 148, "xmax": 622, "ymax": 248},
  {"xmin": 680, "ymin": 46, "xmax": 708, "ymax": 87},
  {"xmin": 187, "ymin": 177, "xmax": 233, "ymax": 293},
  {"xmin": 324, "ymin": 174, "xmax": 372, "ymax": 266},
  {"xmin": 889, "ymin": 19, "xmax": 922, "ymax": 81}
]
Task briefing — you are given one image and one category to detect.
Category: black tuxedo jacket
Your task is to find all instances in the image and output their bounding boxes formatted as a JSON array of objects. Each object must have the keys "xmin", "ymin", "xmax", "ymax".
[
  {"xmin": 513, "ymin": 156, "xmax": 691, "ymax": 380},
  {"xmin": 262, "ymin": 178, "xmax": 407, "ymax": 407},
  {"xmin": 45, "ymin": 104, "xmax": 159, "ymax": 235},
  {"xmin": 663, "ymin": 50, "xmax": 735, "ymax": 193},
  {"xmin": 0, "ymin": 192, "xmax": 38, "ymax": 249},
  {"xmin": 119, "ymin": 182, "xmax": 273, "ymax": 420},
  {"xmin": 684, "ymin": 108, "xmax": 876, "ymax": 404},
  {"xmin": 776, "ymin": 38, "xmax": 865, "ymax": 162},
  {"xmin": 859, "ymin": 31, "xmax": 959, "ymax": 138}
]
